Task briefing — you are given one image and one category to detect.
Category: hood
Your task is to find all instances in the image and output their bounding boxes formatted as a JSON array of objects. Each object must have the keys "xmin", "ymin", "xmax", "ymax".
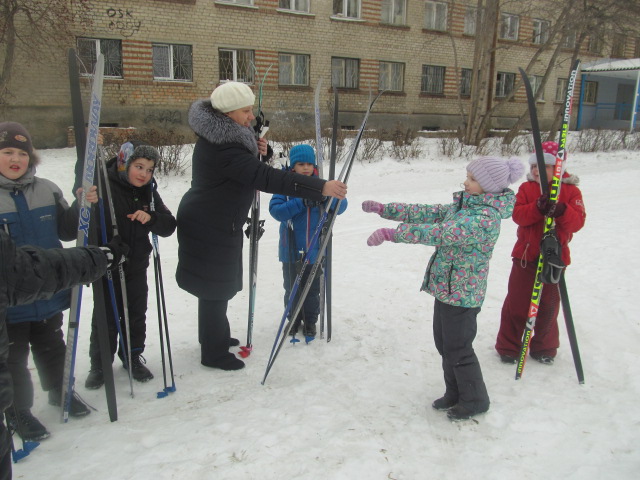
[
  {"xmin": 0, "ymin": 165, "xmax": 35, "ymax": 191},
  {"xmin": 454, "ymin": 188, "xmax": 516, "ymax": 220},
  {"xmin": 188, "ymin": 99, "xmax": 258, "ymax": 156},
  {"xmin": 525, "ymin": 170, "xmax": 580, "ymax": 185}
]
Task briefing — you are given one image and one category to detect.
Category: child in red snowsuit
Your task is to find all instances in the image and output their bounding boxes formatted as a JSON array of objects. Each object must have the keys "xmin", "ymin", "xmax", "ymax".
[{"xmin": 495, "ymin": 142, "xmax": 586, "ymax": 365}]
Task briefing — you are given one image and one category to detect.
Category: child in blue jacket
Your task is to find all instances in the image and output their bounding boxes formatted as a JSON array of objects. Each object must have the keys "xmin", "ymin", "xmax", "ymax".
[{"xmin": 269, "ymin": 145, "xmax": 348, "ymax": 339}]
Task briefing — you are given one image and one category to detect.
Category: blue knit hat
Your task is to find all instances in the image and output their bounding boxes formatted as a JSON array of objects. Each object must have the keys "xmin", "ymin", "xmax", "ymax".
[{"xmin": 289, "ymin": 145, "xmax": 316, "ymax": 167}]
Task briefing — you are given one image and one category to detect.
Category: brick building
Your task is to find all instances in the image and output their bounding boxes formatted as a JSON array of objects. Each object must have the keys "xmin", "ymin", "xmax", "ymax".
[{"xmin": 1, "ymin": 0, "xmax": 626, "ymax": 147}]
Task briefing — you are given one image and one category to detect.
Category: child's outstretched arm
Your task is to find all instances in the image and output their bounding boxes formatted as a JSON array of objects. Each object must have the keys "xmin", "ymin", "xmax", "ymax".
[{"xmin": 362, "ymin": 200, "xmax": 446, "ymax": 223}]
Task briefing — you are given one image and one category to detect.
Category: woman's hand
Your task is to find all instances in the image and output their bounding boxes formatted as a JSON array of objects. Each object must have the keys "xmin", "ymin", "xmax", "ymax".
[
  {"xmin": 257, "ymin": 137, "xmax": 268, "ymax": 157},
  {"xmin": 321, "ymin": 180, "xmax": 347, "ymax": 200},
  {"xmin": 127, "ymin": 210, "xmax": 152, "ymax": 224}
]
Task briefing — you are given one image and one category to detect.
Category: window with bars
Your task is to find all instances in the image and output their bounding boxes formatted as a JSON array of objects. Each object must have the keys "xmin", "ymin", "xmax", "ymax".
[
  {"xmin": 278, "ymin": 0, "xmax": 309, "ymax": 12},
  {"xmin": 561, "ymin": 31, "xmax": 576, "ymax": 49},
  {"xmin": 532, "ymin": 19, "xmax": 550, "ymax": 45},
  {"xmin": 463, "ymin": 7, "xmax": 478, "ymax": 35},
  {"xmin": 635, "ymin": 38, "xmax": 640, "ymax": 57},
  {"xmin": 379, "ymin": 61, "xmax": 404, "ymax": 91},
  {"xmin": 279, "ymin": 53, "xmax": 310, "ymax": 86},
  {"xmin": 495, "ymin": 72, "xmax": 515, "ymax": 97},
  {"xmin": 333, "ymin": 0, "xmax": 360, "ymax": 18},
  {"xmin": 588, "ymin": 33, "xmax": 603, "ymax": 54},
  {"xmin": 611, "ymin": 34, "xmax": 626, "ymax": 58},
  {"xmin": 584, "ymin": 81, "xmax": 598, "ymax": 103},
  {"xmin": 530, "ymin": 75, "xmax": 545, "ymax": 101},
  {"xmin": 381, "ymin": 0, "xmax": 406, "ymax": 25},
  {"xmin": 421, "ymin": 65, "xmax": 445, "ymax": 94},
  {"xmin": 499, "ymin": 13, "xmax": 519, "ymax": 41},
  {"xmin": 77, "ymin": 38, "xmax": 122, "ymax": 77},
  {"xmin": 555, "ymin": 78, "xmax": 568, "ymax": 102},
  {"xmin": 460, "ymin": 68, "xmax": 472, "ymax": 96},
  {"xmin": 424, "ymin": 1, "xmax": 447, "ymax": 31},
  {"xmin": 219, "ymin": 48, "xmax": 255, "ymax": 83},
  {"xmin": 153, "ymin": 44, "xmax": 193, "ymax": 81},
  {"xmin": 332, "ymin": 57, "xmax": 359, "ymax": 89}
]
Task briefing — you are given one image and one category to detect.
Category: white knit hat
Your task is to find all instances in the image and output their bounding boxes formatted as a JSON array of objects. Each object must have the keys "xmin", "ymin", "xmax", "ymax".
[{"xmin": 210, "ymin": 82, "xmax": 256, "ymax": 113}]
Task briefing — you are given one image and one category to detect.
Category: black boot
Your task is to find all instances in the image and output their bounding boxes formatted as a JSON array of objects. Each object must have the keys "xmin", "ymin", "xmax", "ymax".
[
  {"xmin": 48, "ymin": 389, "xmax": 91, "ymax": 417},
  {"xmin": 202, "ymin": 352, "xmax": 245, "ymax": 371},
  {"xmin": 85, "ymin": 368, "xmax": 104, "ymax": 390},
  {"xmin": 5, "ymin": 408, "xmax": 50, "ymax": 442},
  {"xmin": 432, "ymin": 396, "xmax": 457, "ymax": 411},
  {"xmin": 126, "ymin": 355, "xmax": 154, "ymax": 382},
  {"xmin": 303, "ymin": 321, "xmax": 317, "ymax": 338}
]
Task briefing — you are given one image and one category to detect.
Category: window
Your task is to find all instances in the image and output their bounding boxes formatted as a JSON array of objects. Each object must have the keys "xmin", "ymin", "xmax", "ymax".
[
  {"xmin": 532, "ymin": 19, "xmax": 550, "ymax": 45},
  {"xmin": 219, "ymin": 48, "xmax": 255, "ymax": 83},
  {"xmin": 278, "ymin": 0, "xmax": 309, "ymax": 12},
  {"xmin": 495, "ymin": 72, "xmax": 515, "ymax": 97},
  {"xmin": 635, "ymin": 37, "xmax": 640, "ymax": 58},
  {"xmin": 463, "ymin": 7, "xmax": 478, "ymax": 35},
  {"xmin": 421, "ymin": 65, "xmax": 445, "ymax": 95},
  {"xmin": 460, "ymin": 68, "xmax": 472, "ymax": 96},
  {"xmin": 333, "ymin": 0, "xmax": 360, "ymax": 19},
  {"xmin": 584, "ymin": 81, "xmax": 598, "ymax": 103},
  {"xmin": 153, "ymin": 44, "xmax": 192, "ymax": 81},
  {"xmin": 611, "ymin": 34, "xmax": 626, "ymax": 58},
  {"xmin": 555, "ymin": 78, "xmax": 567, "ymax": 102},
  {"xmin": 424, "ymin": 1, "xmax": 447, "ymax": 31},
  {"xmin": 379, "ymin": 61, "xmax": 404, "ymax": 91},
  {"xmin": 279, "ymin": 53, "xmax": 310, "ymax": 86},
  {"xmin": 499, "ymin": 13, "xmax": 519, "ymax": 41},
  {"xmin": 588, "ymin": 33, "xmax": 603, "ymax": 54},
  {"xmin": 560, "ymin": 31, "xmax": 576, "ymax": 49},
  {"xmin": 530, "ymin": 75, "xmax": 545, "ymax": 101},
  {"xmin": 332, "ymin": 57, "xmax": 359, "ymax": 88},
  {"xmin": 77, "ymin": 38, "xmax": 122, "ymax": 77},
  {"xmin": 218, "ymin": 0, "xmax": 253, "ymax": 5},
  {"xmin": 381, "ymin": 0, "xmax": 406, "ymax": 25}
]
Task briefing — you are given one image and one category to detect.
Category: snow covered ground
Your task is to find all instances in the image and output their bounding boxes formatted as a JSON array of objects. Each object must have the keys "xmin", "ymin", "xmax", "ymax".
[{"xmin": 12, "ymin": 138, "xmax": 640, "ymax": 479}]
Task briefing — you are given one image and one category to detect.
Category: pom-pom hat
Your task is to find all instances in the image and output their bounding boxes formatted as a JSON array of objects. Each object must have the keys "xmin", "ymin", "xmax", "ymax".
[
  {"xmin": 289, "ymin": 144, "xmax": 316, "ymax": 167},
  {"xmin": 528, "ymin": 141, "xmax": 558, "ymax": 166},
  {"xmin": 466, "ymin": 156, "xmax": 525, "ymax": 194},
  {"xmin": 210, "ymin": 82, "xmax": 256, "ymax": 113}
]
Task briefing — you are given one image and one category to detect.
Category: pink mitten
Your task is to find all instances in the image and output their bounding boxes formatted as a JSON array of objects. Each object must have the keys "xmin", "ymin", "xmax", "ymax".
[
  {"xmin": 361, "ymin": 200, "xmax": 383, "ymax": 214},
  {"xmin": 367, "ymin": 228, "xmax": 396, "ymax": 247}
]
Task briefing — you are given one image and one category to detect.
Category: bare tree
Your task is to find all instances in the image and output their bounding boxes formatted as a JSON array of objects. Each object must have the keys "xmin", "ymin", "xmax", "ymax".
[{"xmin": 0, "ymin": 0, "xmax": 90, "ymax": 105}]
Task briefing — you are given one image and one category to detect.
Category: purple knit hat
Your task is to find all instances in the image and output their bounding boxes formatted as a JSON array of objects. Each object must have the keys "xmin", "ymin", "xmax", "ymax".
[{"xmin": 467, "ymin": 156, "xmax": 525, "ymax": 194}]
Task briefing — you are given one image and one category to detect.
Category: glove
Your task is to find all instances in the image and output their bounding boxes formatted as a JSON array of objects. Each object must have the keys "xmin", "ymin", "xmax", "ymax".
[
  {"xmin": 303, "ymin": 198, "xmax": 322, "ymax": 208},
  {"xmin": 100, "ymin": 235, "xmax": 129, "ymax": 270},
  {"xmin": 367, "ymin": 228, "xmax": 395, "ymax": 247},
  {"xmin": 547, "ymin": 202, "xmax": 567, "ymax": 218},
  {"xmin": 362, "ymin": 200, "xmax": 383, "ymax": 215},
  {"xmin": 536, "ymin": 194, "xmax": 551, "ymax": 215}
]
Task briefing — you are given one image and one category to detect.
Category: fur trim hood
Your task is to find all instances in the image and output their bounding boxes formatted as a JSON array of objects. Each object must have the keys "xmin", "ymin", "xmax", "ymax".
[
  {"xmin": 525, "ymin": 170, "xmax": 580, "ymax": 185},
  {"xmin": 188, "ymin": 99, "xmax": 258, "ymax": 156}
]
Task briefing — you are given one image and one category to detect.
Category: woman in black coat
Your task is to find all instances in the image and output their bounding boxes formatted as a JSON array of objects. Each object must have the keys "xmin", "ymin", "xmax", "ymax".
[{"xmin": 176, "ymin": 82, "xmax": 347, "ymax": 371}]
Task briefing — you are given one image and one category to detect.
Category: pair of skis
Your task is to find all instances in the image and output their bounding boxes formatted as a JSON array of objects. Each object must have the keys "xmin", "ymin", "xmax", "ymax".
[
  {"xmin": 516, "ymin": 60, "xmax": 584, "ymax": 384},
  {"xmin": 262, "ymin": 90, "xmax": 384, "ymax": 384}
]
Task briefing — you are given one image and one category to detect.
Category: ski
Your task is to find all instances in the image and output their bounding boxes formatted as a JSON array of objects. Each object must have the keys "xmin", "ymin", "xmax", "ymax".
[
  {"xmin": 326, "ymin": 87, "xmax": 339, "ymax": 342},
  {"xmin": 240, "ymin": 67, "xmax": 270, "ymax": 358},
  {"xmin": 559, "ymin": 272, "xmax": 584, "ymax": 383},
  {"xmin": 262, "ymin": 90, "xmax": 383, "ymax": 385},
  {"xmin": 515, "ymin": 60, "xmax": 580, "ymax": 380},
  {"xmin": 61, "ymin": 51, "xmax": 116, "ymax": 422},
  {"xmin": 313, "ymin": 79, "xmax": 327, "ymax": 340}
]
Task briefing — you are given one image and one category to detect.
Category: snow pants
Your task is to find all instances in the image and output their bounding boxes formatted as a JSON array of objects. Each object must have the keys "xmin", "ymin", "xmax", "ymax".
[
  {"xmin": 198, "ymin": 298, "xmax": 232, "ymax": 366},
  {"xmin": 495, "ymin": 258, "xmax": 561, "ymax": 359},
  {"xmin": 7, "ymin": 313, "xmax": 65, "ymax": 410},
  {"xmin": 89, "ymin": 262, "xmax": 149, "ymax": 369},
  {"xmin": 282, "ymin": 262, "xmax": 321, "ymax": 325},
  {"xmin": 433, "ymin": 299, "xmax": 489, "ymax": 412}
]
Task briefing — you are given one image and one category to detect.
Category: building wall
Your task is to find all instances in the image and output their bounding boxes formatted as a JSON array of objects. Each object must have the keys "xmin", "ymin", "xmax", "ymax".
[{"xmin": 1, "ymin": 0, "xmax": 612, "ymax": 147}]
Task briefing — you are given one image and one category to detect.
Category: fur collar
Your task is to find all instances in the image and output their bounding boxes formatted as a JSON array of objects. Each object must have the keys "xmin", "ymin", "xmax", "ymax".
[
  {"xmin": 188, "ymin": 99, "xmax": 258, "ymax": 156},
  {"xmin": 525, "ymin": 171, "xmax": 580, "ymax": 185}
]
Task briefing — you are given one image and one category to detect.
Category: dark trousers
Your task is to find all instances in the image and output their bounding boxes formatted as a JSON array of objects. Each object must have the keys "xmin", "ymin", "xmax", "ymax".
[
  {"xmin": 89, "ymin": 264, "xmax": 149, "ymax": 368},
  {"xmin": 433, "ymin": 299, "xmax": 489, "ymax": 411},
  {"xmin": 282, "ymin": 262, "xmax": 321, "ymax": 325},
  {"xmin": 495, "ymin": 258, "xmax": 561, "ymax": 358},
  {"xmin": 7, "ymin": 313, "xmax": 65, "ymax": 410},
  {"xmin": 0, "ymin": 437, "xmax": 10, "ymax": 480},
  {"xmin": 198, "ymin": 298, "xmax": 231, "ymax": 366}
]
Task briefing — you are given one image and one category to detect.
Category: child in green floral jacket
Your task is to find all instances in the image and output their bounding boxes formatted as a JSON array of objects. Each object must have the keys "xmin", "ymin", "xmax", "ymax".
[{"xmin": 363, "ymin": 156, "xmax": 524, "ymax": 421}]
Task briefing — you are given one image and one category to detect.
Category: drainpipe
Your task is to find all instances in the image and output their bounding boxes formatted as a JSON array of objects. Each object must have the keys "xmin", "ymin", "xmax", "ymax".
[{"xmin": 631, "ymin": 69, "xmax": 640, "ymax": 133}]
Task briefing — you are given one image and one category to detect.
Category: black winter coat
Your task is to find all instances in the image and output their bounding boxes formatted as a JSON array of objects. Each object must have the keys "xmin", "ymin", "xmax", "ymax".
[
  {"xmin": 176, "ymin": 99, "xmax": 326, "ymax": 301},
  {"xmin": 0, "ymin": 231, "xmax": 108, "ymax": 460}
]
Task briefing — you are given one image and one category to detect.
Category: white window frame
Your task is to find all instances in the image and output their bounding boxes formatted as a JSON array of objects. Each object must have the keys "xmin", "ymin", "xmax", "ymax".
[
  {"xmin": 584, "ymin": 81, "xmax": 598, "ymax": 104},
  {"xmin": 333, "ymin": 0, "xmax": 361, "ymax": 19},
  {"xmin": 153, "ymin": 43, "xmax": 193, "ymax": 81},
  {"xmin": 421, "ymin": 65, "xmax": 445, "ymax": 95},
  {"xmin": 532, "ymin": 19, "xmax": 550, "ymax": 45},
  {"xmin": 278, "ymin": 0, "xmax": 309, "ymax": 13},
  {"xmin": 279, "ymin": 53, "xmax": 310, "ymax": 86},
  {"xmin": 332, "ymin": 57, "xmax": 359, "ymax": 89},
  {"xmin": 463, "ymin": 7, "xmax": 478, "ymax": 35},
  {"xmin": 379, "ymin": 61, "xmax": 404, "ymax": 92},
  {"xmin": 77, "ymin": 38, "xmax": 122, "ymax": 78},
  {"xmin": 381, "ymin": 0, "xmax": 406, "ymax": 26},
  {"xmin": 499, "ymin": 13, "xmax": 519, "ymax": 41},
  {"xmin": 424, "ymin": 1, "xmax": 448, "ymax": 32},
  {"xmin": 219, "ymin": 48, "xmax": 255, "ymax": 84},
  {"xmin": 495, "ymin": 72, "xmax": 515, "ymax": 97}
]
